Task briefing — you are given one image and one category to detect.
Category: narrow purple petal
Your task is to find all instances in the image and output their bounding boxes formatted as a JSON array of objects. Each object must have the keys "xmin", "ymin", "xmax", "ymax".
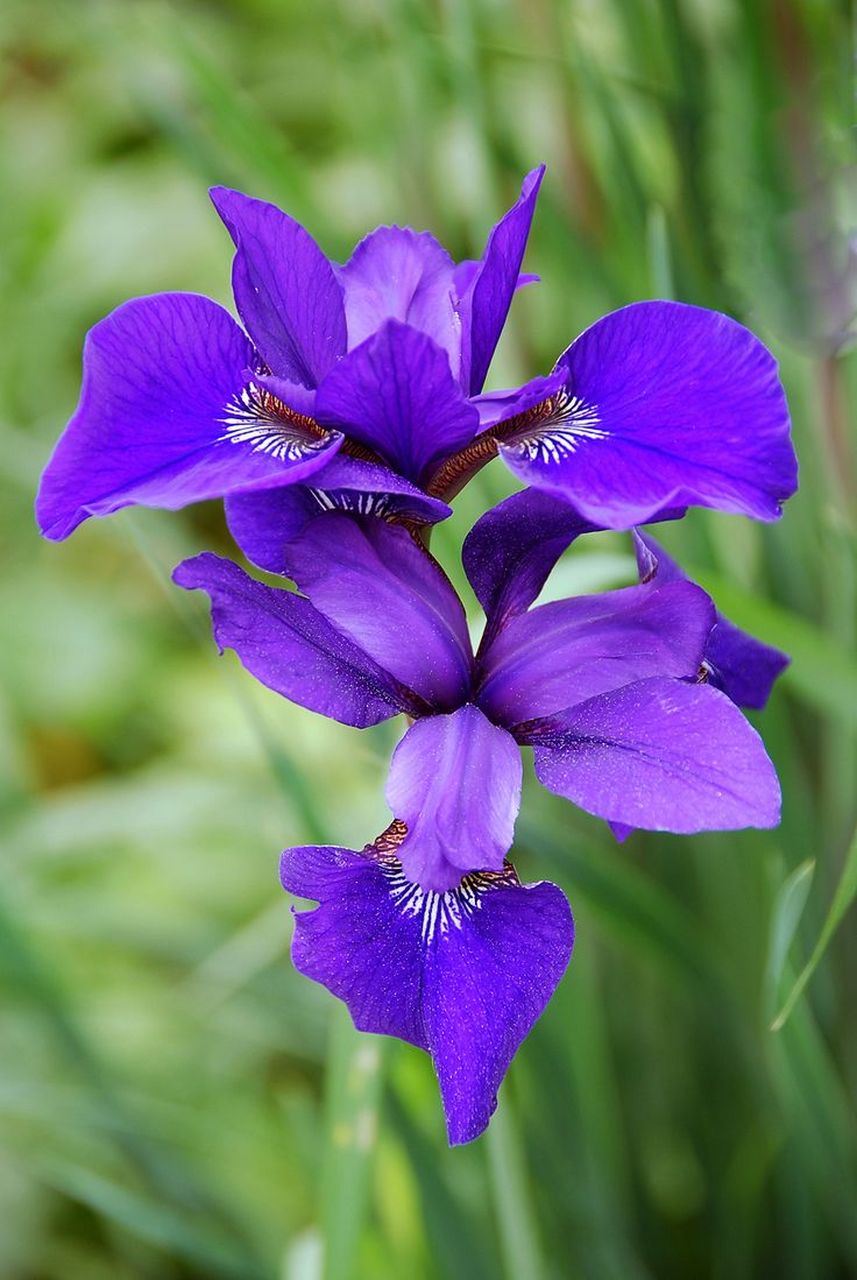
[
  {"xmin": 173, "ymin": 552, "xmax": 420, "ymax": 726},
  {"xmin": 499, "ymin": 301, "xmax": 798, "ymax": 527},
  {"xmin": 314, "ymin": 320, "xmax": 479, "ymax": 482},
  {"xmin": 471, "ymin": 370, "xmax": 565, "ymax": 430},
  {"xmin": 281, "ymin": 833, "xmax": 574, "ymax": 1145},
  {"xmin": 478, "ymin": 580, "xmax": 714, "ymax": 727},
  {"xmin": 462, "ymin": 488, "xmax": 602, "ymax": 631},
  {"xmin": 210, "ymin": 187, "xmax": 347, "ymax": 387},
  {"xmin": 633, "ymin": 531, "xmax": 789, "ymax": 709},
  {"xmin": 225, "ymin": 457, "xmax": 452, "ymax": 575},
  {"xmin": 526, "ymin": 676, "xmax": 782, "ymax": 832},
  {"xmin": 337, "ymin": 226, "xmax": 461, "ymax": 377},
  {"xmin": 36, "ymin": 294, "xmax": 341, "ymax": 541},
  {"xmin": 460, "ymin": 166, "xmax": 545, "ymax": 395},
  {"xmin": 463, "ymin": 488, "xmax": 687, "ymax": 642},
  {"xmin": 285, "ymin": 514, "xmax": 473, "ymax": 708},
  {"xmin": 385, "ymin": 707, "xmax": 522, "ymax": 891}
]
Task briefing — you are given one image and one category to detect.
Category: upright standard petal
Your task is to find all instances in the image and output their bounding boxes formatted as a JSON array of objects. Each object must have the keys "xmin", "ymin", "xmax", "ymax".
[
  {"xmin": 36, "ymin": 294, "xmax": 342, "ymax": 540},
  {"xmin": 337, "ymin": 226, "xmax": 460, "ymax": 377},
  {"xmin": 314, "ymin": 320, "xmax": 479, "ymax": 482},
  {"xmin": 210, "ymin": 187, "xmax": 347, "ymax": 387},
  {"xmin": 385, "ymin": 706, "xmax": 523, "ymax": 891},
  {"xmin": 173, "ymin": 553, "xmax": 422, "ymax": 726},
  {"xmin": 225, "ymin": 456, "xmax": 452, "ymax": 575},
  {"xmin": 459, "ymin": 166, "xmax": 545, "ymax": 395},
  {"xmin": 281, "ymin": 830, "xmax": 574, "ymax": 1145},
  {"xmin": 633, "ymin": 531, "xmax": 789, "ymax": 709},
  {"xmin": 525, "ymin": 676, "xmax": 782, "ymax": 833},
  {"xmin": 477, "ymin": 580, "xmax": 714, "ymax": 726},
  {"xmin": 499, "ymin": 301, "xmax": 798, "ymax": 527},
  {"xmin": 285, "ymin": 514, "xmax": 473, "ymax": 708}
]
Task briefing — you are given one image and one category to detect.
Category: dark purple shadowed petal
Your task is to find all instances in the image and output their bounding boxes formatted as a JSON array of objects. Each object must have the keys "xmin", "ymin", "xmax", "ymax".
[
  {"xmin": 337, "ymin": 226, "xmax": 460, "ymax": 377},
  {"xmin": 459, "ymin": 166, "xmax": 545, "ymax": 395},
  {"xmin": 609, "ymin": 822, "xmax": 635, "ymax": 843},
  {"xmin": 499, "ymin": 301, "xmax": 798, "ymax": 528},
  {"xmin": 173, "ymin": 552, "xmax": 421, "ymax": 726},
  {"xmin": 225, "ymin": 457, "xmax": 452, "ymax": 575},
  {"xmin": 36, "ymin": 294, "xmax": 343, "ymax": 541},
  {"xmin": 525, "ymin": 676, "xmax": 781, "ymax": 832},
  {"xmin": 478, "ymin": 580, "xmax": 714, "ymax": 726},
  {"xmin": 463, "ymin": 488, "xmax": 688, "ymax": 642},
  {"xmin": 462, "ymin": 488, "xmax": 602, "ymax": 632},
  {"xmin": 281, "ymin": 834, "xmax": 574, "ymax": 1145},
  {"xmin": 210, "ymin": 187, "xmax": 347, "ymax": 387},
  {"xmin": 314, "ymin": 320, "xmax": 479, "ymax": 482},
  {"xmin": 385, "ymin": 706, "xmax": 523, "ymax": 891},
  {"xmin": 633, "ymin": 531, "xmax": 790, "ymax": 710},
  {"xmin": 285, "ymin": 514, "xmax": 473, "ymax": 708}
]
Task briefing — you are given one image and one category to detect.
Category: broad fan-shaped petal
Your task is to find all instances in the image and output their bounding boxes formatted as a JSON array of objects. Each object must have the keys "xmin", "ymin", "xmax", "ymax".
[
  {"xmin": 36, "ymin": 294, "xmax": 343, "ymax": 541},
  {"xmin": 385, "ymin": 706, "xmax": 522, "ymax": 891},
  {"xmin": 281, "ymin": 835, "xmax": 573, "ymax": 1145},
  {"xmin": 338, "ymin": 226, "xmax": 460, "ymax": 377},
  {"xmin": 477, "ymin": 580, "xmax": 714, "ymax": 726},
  {"xmin": 285, "ymin": 514, "xmax": 473, "ymax": 708},
  {"xmin": 499, "ymin": 301, "xmax": 798, "ymax": 527},
  {"xmin": 210, "ymin": 187, "xmax": 347, "ymax": 387},
  {"xmin": 633, "ymin": 531, "xmax": 789, "ymax": 709},
  {"xmin": 525, "ymin": 676, "xmax": 781, "ymax": 832},
  {"xmin": 459, "ymin": 167, "xmax": 545, "ymax": 395},
  {"xmin": 173, "ymin": 552, "xmax": 422, "ymax": 726},
  {"xmin": 225, "ymin": 456, "xmax": 452, "ymax": 575},
  {"xmin": 314, "ymin": 320, "xmax": 479, "ymax": 482}
]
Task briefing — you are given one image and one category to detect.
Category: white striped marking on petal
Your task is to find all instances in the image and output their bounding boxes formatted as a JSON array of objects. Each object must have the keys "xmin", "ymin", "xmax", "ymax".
[
  {"xmin": 511, "ymin": 389, "xmax": 608, "ymax": 465},
  {"xmin": 217, "ymin": 384, "xmax": 331, "ymax": 462}
]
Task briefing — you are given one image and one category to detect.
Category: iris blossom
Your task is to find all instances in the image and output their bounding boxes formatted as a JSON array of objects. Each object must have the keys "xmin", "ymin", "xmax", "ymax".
[
  {"xmin": 37, "ymin": 167, "xmax": 797, "ymax": 547},
  {"xmin": 174, "ymin": 506, "xmax": 781, "ymax": 1142},
  {"xmin": 35, "ymin": 171, "xmax": 544, "ymax": 541}
]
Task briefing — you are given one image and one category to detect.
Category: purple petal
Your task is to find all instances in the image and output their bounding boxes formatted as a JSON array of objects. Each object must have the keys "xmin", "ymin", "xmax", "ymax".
[
  {"xmin": 478, "ymin": 580, "xmax": 714, "ymax": 726},
  {"xmin": 462, "ymin": 488, "xmax": 602, "ymax": 632},
  {"xmin": 633, "ymin": 531, "xmax": 789, "ymax": 710},
  {"xmin": 36, "ymin": 294, "xmax": 342, "ymax": 541},
  {"xmin": 172, "ymin": 552, "xmax": 420, "ymax": 726},
  {"xmin": 210, "ymin": 187, "xmax": 346, "ymax": 387},
  {"xmin": 385, "ymin": 706, "xmax": 522, "ymax": 891},
  {"xmin": 499, "ymin": 301, "xmax": 798, "ymax": 527},
  {"xmin": 471, "ymin": 370, "xmax": 565, "ymax": 430},
  {"xmin": 337, "ymin": 226, "xmax": 461, "ymax": 378},
  {"xmin": 460, "ymin": 167, "xmax": 545, "ymax": 395},
  {"xmin": 525, "ymin": 676, "xmax": 781, "ymax": 832},
  {"xmin": 314, "ymin": 320, "xmax": 479, "ymax": 482},
  {"xmin": 225, "ymin": 456, "xmax": 452, "ymax": 575},
  {"xmin": 285, "ymin": 514, "xmax": 472, "ymax": 708},
  {"xmin": 281, "ymin": 833, "xmax": 574, "ymax": 1145}
]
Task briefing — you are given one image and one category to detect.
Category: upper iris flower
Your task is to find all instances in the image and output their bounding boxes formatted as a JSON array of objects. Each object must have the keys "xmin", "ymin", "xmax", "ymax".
[
  {"xmin": 173, "ymin": 503, "xmax": 781, "ymax": 1143},
  {"xmin": 36, "ymin": 163, "xmax": 798, "ymax": 545},
  {"xmin": 35, "ymin": 170, "xmax": 544, "ymax": 541}
]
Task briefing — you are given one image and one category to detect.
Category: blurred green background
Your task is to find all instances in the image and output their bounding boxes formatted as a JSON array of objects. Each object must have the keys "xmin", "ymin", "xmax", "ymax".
[{"xmin": 2, "ymin": 0, "xmax": 856, "ymax": 1276}]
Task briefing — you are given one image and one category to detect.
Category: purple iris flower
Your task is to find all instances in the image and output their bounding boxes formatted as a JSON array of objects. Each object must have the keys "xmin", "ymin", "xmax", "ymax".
[
  {"xmin": 173, "ymin": 503, "xmax": 780, "ymax": 1142},
  {"xmin": 36, "ymin": 164, "xmax": 797, "ymax": 548},
  {"xmin": 35, "ymin": 171, "xmax": 544, "ymax": 541}
]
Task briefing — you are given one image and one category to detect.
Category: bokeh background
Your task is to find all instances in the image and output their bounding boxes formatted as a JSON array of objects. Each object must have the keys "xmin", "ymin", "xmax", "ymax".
[{"xmin": 2, "ymin": 0, "xmax": 856, "ymax": 1276}]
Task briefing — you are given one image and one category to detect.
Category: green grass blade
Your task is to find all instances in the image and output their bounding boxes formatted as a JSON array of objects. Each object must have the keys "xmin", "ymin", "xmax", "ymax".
[
  {"xmin": 486, "ymin": 1092, "xmax": 547, "ymax": 1280},
  {"xmin": 764, "ymin": 858, "xmax": 815, "ymax": 1020},
  {"xmin": 772, "ymin": 824, "xmax": 857, "ymax": 1031}
]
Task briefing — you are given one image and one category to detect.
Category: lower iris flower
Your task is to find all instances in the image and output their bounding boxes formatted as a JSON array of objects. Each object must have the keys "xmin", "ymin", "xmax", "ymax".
[{"xmin": 174, "ymin": 506, "xmax": 781, "ymax": 1143}]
